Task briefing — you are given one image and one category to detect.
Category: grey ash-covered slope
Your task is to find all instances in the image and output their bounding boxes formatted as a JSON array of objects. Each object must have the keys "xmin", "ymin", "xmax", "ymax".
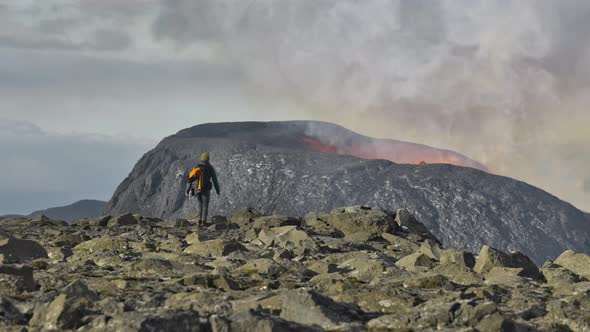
[{"xmin": 106, "ymin": 121, "xmax": 590, "ymax": 263}]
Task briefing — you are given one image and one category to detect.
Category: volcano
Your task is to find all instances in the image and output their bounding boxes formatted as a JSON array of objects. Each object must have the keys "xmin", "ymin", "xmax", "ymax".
[{"xmin": 106, "ymin": 121, "xmax": 590, "ymax": 263}]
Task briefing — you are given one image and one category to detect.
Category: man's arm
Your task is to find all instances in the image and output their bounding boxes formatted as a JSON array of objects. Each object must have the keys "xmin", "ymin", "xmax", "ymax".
[{"xmin": 212, "ymin": 168, "xmax": 220, "ymax": 195}]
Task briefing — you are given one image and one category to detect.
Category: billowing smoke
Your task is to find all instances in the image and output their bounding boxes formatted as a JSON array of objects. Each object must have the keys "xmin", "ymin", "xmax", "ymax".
[{"xmin": 152, "ymin": 0, "xmax": 590, "ymax": 211}]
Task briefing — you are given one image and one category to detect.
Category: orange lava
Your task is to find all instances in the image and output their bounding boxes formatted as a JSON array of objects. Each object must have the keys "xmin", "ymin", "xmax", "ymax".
[{"xmin": 302, "ymin": 136, "xmax": 487, "ymax": 171}]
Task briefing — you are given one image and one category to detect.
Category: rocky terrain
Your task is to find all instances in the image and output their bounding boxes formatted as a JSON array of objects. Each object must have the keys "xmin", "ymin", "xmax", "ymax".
[
  {"xmin": 106, "ymin": 121, "xmax": 590, "ymax": 264},
  {"xmin": 1, "ymin": 207, "xmax": 590, "ymax": 331}
]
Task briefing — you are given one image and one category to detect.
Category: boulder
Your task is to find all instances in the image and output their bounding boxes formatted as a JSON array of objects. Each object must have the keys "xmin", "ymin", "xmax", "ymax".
[
  {"xmin": 31, "ymin": 214, "xmax": 51, "ymax": 222},
  {"xmin": 238, "ymin": 258, "xmax": 285, "ymax": 277},
  {"xmin": 305, "ymin": 206, "xmax": 395, "ymax": 238},
  {"xmin": 45, "ymin": 247, "xmax": 73, "ymax": 262},
  {"xmin": 382, "ymin": 232, "xmax": 420, "ymax": 252},
  {"xmin": 419, "ymin": 239, "xmax": 443, "ymax": 260},
  {"xmin": 395, "ymin": 252, "xmax": 436, "ymax": 272},
  {"xmin": 474, "ymin": 246, "xmax": 512, "ymax": 274},
  {"xmin": 184, "ymin": 239, "xmax": 245, "ymax": 258},
  {"xmin": 0, "ymin": 265, "xmax": 35, "ymax": 295},
  {"xmin": 483, "ymin": 267, "xmax": 534, "ymax": 286},
  {"xmin": 279, "ymin": 289, "xmax": 363, "ymax": 330},
  {"xmin": 107, "ymin": 213, "xmax": 139, "ymax": 227},
  {"xmin": 88, "ymin": 215, "xmax": 111, "ymax": 227},
  {"xmin": 102, "ymin": 309, "xmax": 207, "ymax": 332},
  {"xmin": 182, "ymin": 271, "xmax": 240, "ymax": 291},
  {"xmin": 185, "ymin": 231, "xmax": 204, "ymax": 245},
  {"xmin": 161, "ymin": 218, "xmax": 190, "ymax": 227},
  {"xmin": 433, "ymin": 264, "xmax": 483, "ymax": 286},
  {"xmin": 510, "ymin": 251, "xmax": 545, "ymax": 281},
  {"xmin": 474, "ymin": 245, "xmax": 544, "ymax": 281},
  {"xmin": 73, "ymin": 237, "xmax": 129, "ymax": 253},
  {"xmin": 554, "ymin": 250, "xmax": 590, "ymax": 280},
  {"xmin": 0, "ymin": 233, "xmax": 48, "ymax": 263},
  {"xmin": 52, "ymin": 233, "xmax": 90, "ymax": 248},
  {"xmin": 251, "ymin": 215, "xmax": 300, "ymax": 230},
  {"xmin": 128, "ymin": 258, "xmax": 176, "ymax": 278},
  {"xmin": 217, "ymin": 309, "xmax": 318, "ymax": 332},
  {"xmin": 164, "ymin": 291, "xmax": 232, "ymax": 315},
  {"xmin": 305, "ymin": 260, "xmax": 338, "ymax": 275},
  {"xmin": 541, "ymin": 260, "xmax": 584, "ymax": 285},
  {"xmin": 258, "ymin": 226, "xmax": 318, "ymax": 255},
  {"xmin": 440, "ymin": 249, "xmax": 476, "ymax": 268},
  {"xmin": 404, "ymin": 274, "xmax": 452, "ymax": 289},
  {"xmin": 344, "ymin": 231, "xmax": 372, "ymax": 243},
  {"xmin": 0, "ymin": 296, "xmax": 27, "ymax": 325},
  {"xmin": 394, "ymin": 208, "xmax": 438, "ymax": 241},
  {"xmin": 367, "ymin": 314, "xmax": 413, "ymax": 331},
  {"xmin": 230, "ymin": 208, "xmax": 263, "ymax": 228},
  {"xmin": 30, "ymin": 279, "xmax": 99, "ymax": 330},
  {"xmin": 475, "ymin": 313, "xmax": 519, "ymax": 332},
  {"xmin": 338, "ymin": 258, "xmax": 385, "ymax": 282}
]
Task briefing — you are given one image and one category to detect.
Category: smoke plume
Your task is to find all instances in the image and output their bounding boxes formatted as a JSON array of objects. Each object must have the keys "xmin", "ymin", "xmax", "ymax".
[{"xmin": 152, "ymin": 0, "xmax": 590, "ymax": 210}]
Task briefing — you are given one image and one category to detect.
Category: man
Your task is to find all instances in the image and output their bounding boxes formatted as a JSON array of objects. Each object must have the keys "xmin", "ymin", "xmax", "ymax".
[{"xmin": 186, "ymin": 152, "xmax": 220, "ymax": 226}]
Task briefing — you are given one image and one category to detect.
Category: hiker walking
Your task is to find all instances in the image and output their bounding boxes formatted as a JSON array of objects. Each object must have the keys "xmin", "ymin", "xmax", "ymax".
[{"xmin": 186, "ymin": 152, "xmax": 220, "ymax": 226}]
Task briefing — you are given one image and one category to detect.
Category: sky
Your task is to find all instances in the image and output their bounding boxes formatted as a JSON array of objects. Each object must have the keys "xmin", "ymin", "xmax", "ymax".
[{"xmin": 1, "ymin": 0, "xmax": 590, "ymax": 214}]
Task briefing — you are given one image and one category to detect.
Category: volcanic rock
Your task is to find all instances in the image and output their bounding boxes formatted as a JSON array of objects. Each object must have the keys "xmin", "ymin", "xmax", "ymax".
[
  {"xmin": 278, "ymin": 289, "xmax": 364, "ymax": 330},
  {"xmin": 98, "ymin": 309, "xmax": 207, "ymax": 332},
  {"xmin": 474, "ymin": 245, "xmax": 544, "ymax": 281},
  {"xmin": 304, "ymin": 206, "xmax": 395, "ymax": 239},
  {"xmin": 395, "ymin": 252, "xmax": 436, "ymax": 272},
  {"xmin": 0, "ymin": 206, "xmax": 588, "ymax": 331},
  {"xmin": 0, "ymin": 265, "xmax": 35, "ymax": 295},
  {"xmin": 184, "ymin": 239, "xmax": 245, "ymax": 258},
  {"xmin": 439, "ymin": 248, "xmax": 476, "ymax": 268},
  {"xmin": 418, "ymin": 239, "xmax": 444, "ymax": 260},
  {"xmin": 554, "ymin": 250, "xmax": 590, "ymax": 280},
  {"xmin": 541, "ymin": 261, "xmax": 585, "ymax": 285},
  {"xmin": 0, "ymin": 233, "xmax": 48, "ymax": 264},
  {"xmin": 30, "ymin": 279, "xmax": 98, "ymax": 330},
  {"xmin": 107, "ymin": 213, "xmax": 139, "ymax": 227},
  {"xmin": 257, "ymin": 226, "xmax": 318, "ymax": 255},
  {"xmin": 216, "ymin": 309, "xmax": 318, "ymax": 332},
  {"xmin": 0, "ymin": 296, "xmax": 27, "ymax": 326},
  {"xmin": 395, "ymin": 208, "xmax": 437, "ymax": 241}
]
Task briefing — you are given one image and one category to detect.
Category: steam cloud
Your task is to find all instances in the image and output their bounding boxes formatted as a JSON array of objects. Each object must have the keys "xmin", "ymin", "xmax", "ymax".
[
  {"xmin": 153, "ymin": 0, "xmax": 590, "ymax": 209},
  {"xmin": 153, "ymin": 0, "xmax": 590, "ymax": 210}
]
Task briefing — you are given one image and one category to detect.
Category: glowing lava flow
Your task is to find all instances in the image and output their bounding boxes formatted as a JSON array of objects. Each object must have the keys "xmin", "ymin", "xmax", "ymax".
[{"xmin": 302, "ymin": 136, "xmax": 488, "ymax": 171}]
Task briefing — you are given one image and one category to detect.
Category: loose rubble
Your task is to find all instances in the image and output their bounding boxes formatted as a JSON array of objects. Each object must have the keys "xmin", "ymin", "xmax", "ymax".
[{"xmin": 0, "ymin": 206, "xmax": 589, "ymax": 331}]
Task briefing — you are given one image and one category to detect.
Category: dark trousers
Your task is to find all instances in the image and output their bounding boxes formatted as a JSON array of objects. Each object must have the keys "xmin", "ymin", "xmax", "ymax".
[{"xmin": 197, "ymin": 190, "xmax": 211, "ymax": 223}]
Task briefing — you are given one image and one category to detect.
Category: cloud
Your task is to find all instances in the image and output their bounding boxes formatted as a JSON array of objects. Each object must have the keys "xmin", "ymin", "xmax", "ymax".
[
  {"xmin": 0, "ymin": 120, "xmax": 151, "ymax": 215},
  {"xmin": 149, "ymin": 0, "xmax": 590, "ymax": 211},
  {"xmin": 0, "ymin": 0, "xmax": 137, "ymax": 52}
]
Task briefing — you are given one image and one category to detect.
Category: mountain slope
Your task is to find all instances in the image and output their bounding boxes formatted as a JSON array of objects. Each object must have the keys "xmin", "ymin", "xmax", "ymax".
[
  {"xmin": 28, "ymin": 200, "xmax": 107, "ymax": 222},
  {"xmin": 106, "ymin": 121, "xmax": 590, "ymax": 263}
]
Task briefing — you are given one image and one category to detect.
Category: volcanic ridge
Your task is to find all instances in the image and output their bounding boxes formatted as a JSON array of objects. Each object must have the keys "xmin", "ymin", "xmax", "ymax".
[{"xmin": 106, "ymin": 121, "xmax": 590, "ymax": 264}]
